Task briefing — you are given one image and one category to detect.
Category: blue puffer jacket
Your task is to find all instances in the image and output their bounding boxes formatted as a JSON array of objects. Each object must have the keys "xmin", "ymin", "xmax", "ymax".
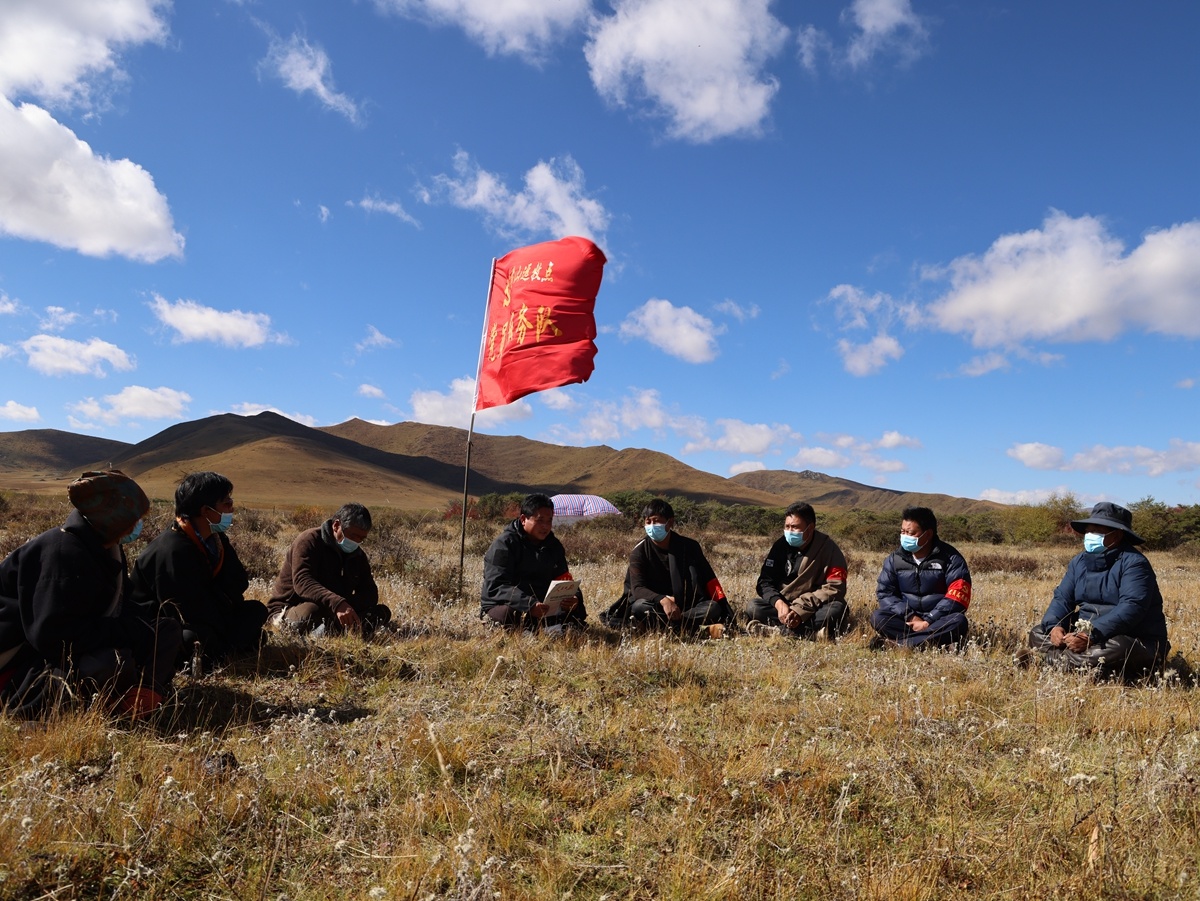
[
  {"xmin": 875, "ymin": 539, "xmax": 971, "ymax": 623},
  {"xmin": 1041, "ymin": 545, "xmax": 1168, "ymax": 644}
]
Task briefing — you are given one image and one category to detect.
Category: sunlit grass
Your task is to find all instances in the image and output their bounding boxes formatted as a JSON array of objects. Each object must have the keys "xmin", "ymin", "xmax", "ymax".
[{"xmin": 1, "ymin": 501, "xmax": 1197, "ymax": 898}]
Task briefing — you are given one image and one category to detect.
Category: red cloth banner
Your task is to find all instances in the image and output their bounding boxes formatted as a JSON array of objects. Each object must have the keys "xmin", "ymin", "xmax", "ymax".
[{"xmin": 474, "ymin": 236, "xmax": 606, "ymax": 411}]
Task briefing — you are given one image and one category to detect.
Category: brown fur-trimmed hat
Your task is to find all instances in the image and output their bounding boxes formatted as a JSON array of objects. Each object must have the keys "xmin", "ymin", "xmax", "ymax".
[{"xmin": 67, "ymin": 470, "xmax": 150, "ymax": 543}]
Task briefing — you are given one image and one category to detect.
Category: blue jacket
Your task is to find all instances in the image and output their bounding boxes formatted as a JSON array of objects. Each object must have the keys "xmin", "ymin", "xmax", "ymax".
[
  {"xmin": 875, "ymin": 539, "xmax": 971, "ymax": 624},
  {"xmin": 1041, "ymin": 544, "xmax": 1167, "ymax": 645}
]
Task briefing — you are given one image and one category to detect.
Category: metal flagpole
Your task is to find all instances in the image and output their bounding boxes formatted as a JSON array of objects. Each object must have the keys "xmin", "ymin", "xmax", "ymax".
[{"xmin": 459, "ymin": 258, "xmax": 498, "ymax": 599}]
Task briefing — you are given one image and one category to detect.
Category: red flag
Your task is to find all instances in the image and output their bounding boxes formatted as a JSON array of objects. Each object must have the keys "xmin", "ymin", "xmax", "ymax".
[{"xmin": 474, "ymin": 236, "xmax": 606, "ymax": 411}]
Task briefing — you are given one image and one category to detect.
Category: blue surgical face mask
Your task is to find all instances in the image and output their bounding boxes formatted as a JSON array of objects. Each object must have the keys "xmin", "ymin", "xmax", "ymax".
[
  {"xmin": 1083, "ymin": 532, "xmax": 1108, "ymax": 554},
  {"xmin": 900, "ymin": 533, "xmax": 921, "ymax": 553},
  {"xmin": 338, "ymin": 537, "xmax": 360, "ymax": 554},
  {"xmin": 645, "ymin": 523, "xmax": 669, "ymax": 542},
  {"xmin": 209, "ymin": 511, "xmax": 233, "ymax": 533},
  {"xmin": 784, "ymin": 527, "xmax": 808, "ymax": 548},
  {"xmin": 120, "ymin": 519, "xmax": 143, "ymax": 545}
]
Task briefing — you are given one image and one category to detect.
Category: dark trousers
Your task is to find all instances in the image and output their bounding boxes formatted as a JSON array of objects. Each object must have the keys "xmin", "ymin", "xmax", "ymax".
[
  {"xmin": 1, "ymin": 614, "xmax": 183, "ymax": 717},
  {"xmin": 277, "ymin": 601, "xmax": 392, "ymax": 636},
  {"xmin": 746, "ymin": 597, "xmax": 850, "ymax": 637},
  {"xmin": 182, "ymin": 600, "xmax": 269, "ymax": 665},
  {"xmin": 629, "ymin": 597, "xmax": 732, "ymax": 633},
  {"xmin": 484, "ymin": 600, "xmax": 587, "ymax": 632},
  {"xmin": 1028, "ymin": 623, "xmax": 1167, "ymax": 679},
  {"xmin": 871, "ymin": 609, "xmax": 968, "ymax": 649}
]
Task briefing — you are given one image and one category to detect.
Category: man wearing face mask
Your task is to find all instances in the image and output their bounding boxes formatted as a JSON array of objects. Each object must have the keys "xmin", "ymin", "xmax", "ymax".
[
  {"xmin": 1027, "ymin": 502, "xmax": 1169, "ymax": 678},
  {"xmin": 129, "ymin": 471, "xmax": 268, "ymax": 667},
  {"xmin": 871, "ymin": 506, "xmax": 971, "ymax": 650},
  {"xmin": 745, "ymin": 502, "xmax": 849, "ymax": 639},
  {"xmin": 619, "ymin": 498, "xmax": 732, "ymax": 634},
  {"xmin": 0, "ymin": 470, "xmax": 182, "ymax": 718},
  {"xmin": 267, "ymin": 503, "xmax": 390, "ymax": 637}
]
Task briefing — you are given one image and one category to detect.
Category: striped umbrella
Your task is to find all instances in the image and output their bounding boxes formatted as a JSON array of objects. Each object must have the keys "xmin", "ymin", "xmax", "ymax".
[{"xmin": 551, "ymin": 494, "xmax": 621, "ymax": 523}]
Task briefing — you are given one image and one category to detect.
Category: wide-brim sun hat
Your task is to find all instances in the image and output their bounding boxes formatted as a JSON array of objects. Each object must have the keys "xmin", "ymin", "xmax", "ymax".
[{"xmin": 1070, "ymin": 501, "xmax": 1143, "ymax": 545}]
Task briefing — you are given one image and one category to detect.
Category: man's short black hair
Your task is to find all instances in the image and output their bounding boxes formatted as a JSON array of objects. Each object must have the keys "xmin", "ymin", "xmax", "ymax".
[
  {"xmin": 334, "ymin": 503, "xmax": 372, "ymax": 531},
  {"xmin": 641, "ymin": 498, "xmax": 675, "ymax": 521},
  {"xmin": 902, "ymin": 506, "xmax": 938, "ymax": 534},
  {"xmin": 785, "ymin": 502, "xmax": 815, "ymax": 525},
  {"xmin": 175, "ymin": 471, "xmax": 233, "ymax": 518},
  {"xmin": 520, "ymin": 493, "xmax": 555, "ymax": 518}
]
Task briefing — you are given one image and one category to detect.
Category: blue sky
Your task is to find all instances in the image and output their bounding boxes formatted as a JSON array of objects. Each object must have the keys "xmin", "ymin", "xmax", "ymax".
[{"xmin": 2, "ymin": 0, "xmax": 1199, "ymax": 507}]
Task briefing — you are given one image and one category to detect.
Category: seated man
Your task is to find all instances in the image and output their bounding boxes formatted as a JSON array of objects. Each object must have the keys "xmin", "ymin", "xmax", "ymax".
[
  {"xmin": 1028, "ymin": 502, "xmax": 1169, "ymax": 679},
  {"xmin": 624, "ymin": 498, "xmax": 732, "ymax": 634},
  {"xmin": 746, "ymin": 502, "xmax": 849, "ymax": 639},
  {"xmin": 481, "ymin": 493, "xmax": 585, "ymax": 632},
  {"xmin": 871, "ymin": 506, "xmax": 971, "ymax": 649},
  {"xmin": 0, "ymin": 470, "xmax": 181, "ymax": 718},
  {"xmin": 129, "ymin": 471, "xmax": 268, "ymax": 666},
  {"xmin": 267, "ymin": 503, "xmax": 391, "ymax": 636}
]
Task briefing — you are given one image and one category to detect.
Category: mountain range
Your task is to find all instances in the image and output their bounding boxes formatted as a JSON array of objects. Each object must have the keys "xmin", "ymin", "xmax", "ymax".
[{"xmin": 0, "ymin": 412, "xmax": 1000, "ymax": 513}]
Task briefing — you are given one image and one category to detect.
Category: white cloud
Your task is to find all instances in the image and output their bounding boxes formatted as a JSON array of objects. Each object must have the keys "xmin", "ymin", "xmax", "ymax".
[
  {"xmin": 0, "ymin": 292, "xmax": 17, "ymax": 315},
  {"xmin": 0, "ymin": 344, "xmax": 11, "ymax": 359},
  {"xmin": 844, "ymin": 0, "xmax": 927, "ymax": 69},
  {"xmin": 356, "ymin": 325, "xmax": 396, "ymax": 353},
  {"xmin": 351, "ymin": 194, "xmax": 420, "ymax": 227},
  {"xmin": 358, "ymin": 384, "xmax": 385, "ymax": 399},
  {"xmin": 876, "ymin": 430, "xmax": 921, "ymax": 449},
  {"xmin": 263, "ymin": 33, "xmax": 360, "ymax": 122},
  {"xmin": 713, "ymin": 299, "xmax": 759, "ymax": 321},
  {"xmin": 1007, "ymin": 439, "xmax": 1200, "ymax": 479},
  {"xmin": 798, "ymin": 0, "xmax": 927, "ymax": 72},
  {"xmin": 70, "ymin": 384, "xmax": 189, "ymax": 426},
  {"xmin": 0, "ymin": 96, "xmax": 183, "ymax": 261},
  {"xmin": 959, "ymin": 353, "xmax": 1010, "ymax": 377},
  {"xmin": 318, "ymin": 204, "xmax": 330, "ymax": 223},
  {"xmin": 21, "ymin": 334, "xmax": 133, "ymax": 376},
  {"xmin": 224, "ymin": 403, "xmax": 318, "ymax": 427},
  {"xmin": 424, "ymin": 150, "xmax": 609, "ymax": 243},
  {"xmin": 619, "ymin": 298, "xmax": 723, "ymax": 363},
  {"xmin": 549, "ymin": 387, "xmax": 704, "ymax": 444},
  {"xmin": 836, "ymin": 333, "xmax": 903, "ymax": 376},
  {"xmin": 539, "ymin": 388, "xmax": 577, "ymax": 411},
  {"xmin": 39, "ymin": 305, "xmax": 78, "ymax": 332},
  {"xmin": 585, "ymin": 0, "xmax": 788, "ymax": 142},
  {"xmin": 373, "ymin": 0, "xmax": 591, "ymax": 60},
  {"xmin": 858, "ymin": 454, "xmax": 906, "ymax": 474},
  {"xmin": 788, "ymin": 446, "xmax": 851, "ymax": 470},
  {"xmin": 0, "ymin": 0, "xmax": 169, "ymax": 107},
  {"xmin": 409, "ymin": 376, "xmax": 532, "ymax": 429},
  {"xmin": 1007, "ymin": 442, "xmax": 1066, "ymax": 470},
  {"xmin": 730, "ymin": 460, "xmax": 766, "ymax": 476},
  {"xmin": 149, "ymin": 295, "xmax": 281, "ymax": 347},
  {"xmin": 0, "ymin": 400, "xmax": 39, "ymax": 422},
  {"xmin": 681, "ymin": 418, "xmax": 799, "ymax": 455},
  {"xmin": 1178, "ymin": 378, "xmax": 1195, "ymax": 390},
  {"xmin": 979, "ymin": 486, "xmax": 1073, "ymax": 506},
  {"xmin": 928, "ymin": 212, "xmax": 1200, "ymax": 348}
]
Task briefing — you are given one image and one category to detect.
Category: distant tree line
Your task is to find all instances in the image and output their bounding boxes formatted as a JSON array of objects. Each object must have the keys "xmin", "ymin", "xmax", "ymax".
[{"xmin": 461, "ymin": 491, "xmax": 1200, "ymax": 555}]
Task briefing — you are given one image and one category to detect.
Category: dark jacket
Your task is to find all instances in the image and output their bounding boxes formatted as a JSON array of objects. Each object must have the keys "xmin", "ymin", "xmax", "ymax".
[
  {"xmin": 268, "ymin": 520, "xmax": 378, "ymax": 617},
  {"xmin": 1041, "ymin": 544, "xmax": 1168, "ymax": 645},
  {"xmin": 0, "ymin": 510, "xmax": 132, "ymax": 671},
  {"xmin": 128, "ymin": 523, "xmax": 251, "ymax": 638},
  {"xmin": 481, "ymin": 519, "xmax": 575, "ymax": 613},
  {"xmin": 626, "ymin": 532, "xmax": 726, "ymax": 610},
  {"xmin": 756, "ymin": 530, "xmax": 847, "ymax": 611},
  {"xmin": 875, "ymin": 539, "xmax": 971, "ymax": 624}
]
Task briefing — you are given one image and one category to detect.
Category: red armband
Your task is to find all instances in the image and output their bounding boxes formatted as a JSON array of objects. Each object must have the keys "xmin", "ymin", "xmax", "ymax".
[
  {"xmin": 825, "ymin": 566, "xmax": 847, "ymax": 583},
  {"xmin": 557, "ymin": 571, "xmax": 573, "ymax": 581},
  {"xmin": 945, "ymin": 579, "xmax": 971, "ymax": 609},
  {"xmin": 705, "ymin": 577, "xmax": 727, "ymax": 601}
]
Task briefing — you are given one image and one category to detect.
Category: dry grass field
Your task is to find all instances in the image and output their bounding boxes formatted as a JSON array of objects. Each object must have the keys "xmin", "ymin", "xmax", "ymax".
[{"xmin": 1, "ymin": 500, "xmax": 1198, "ymax": 899}]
